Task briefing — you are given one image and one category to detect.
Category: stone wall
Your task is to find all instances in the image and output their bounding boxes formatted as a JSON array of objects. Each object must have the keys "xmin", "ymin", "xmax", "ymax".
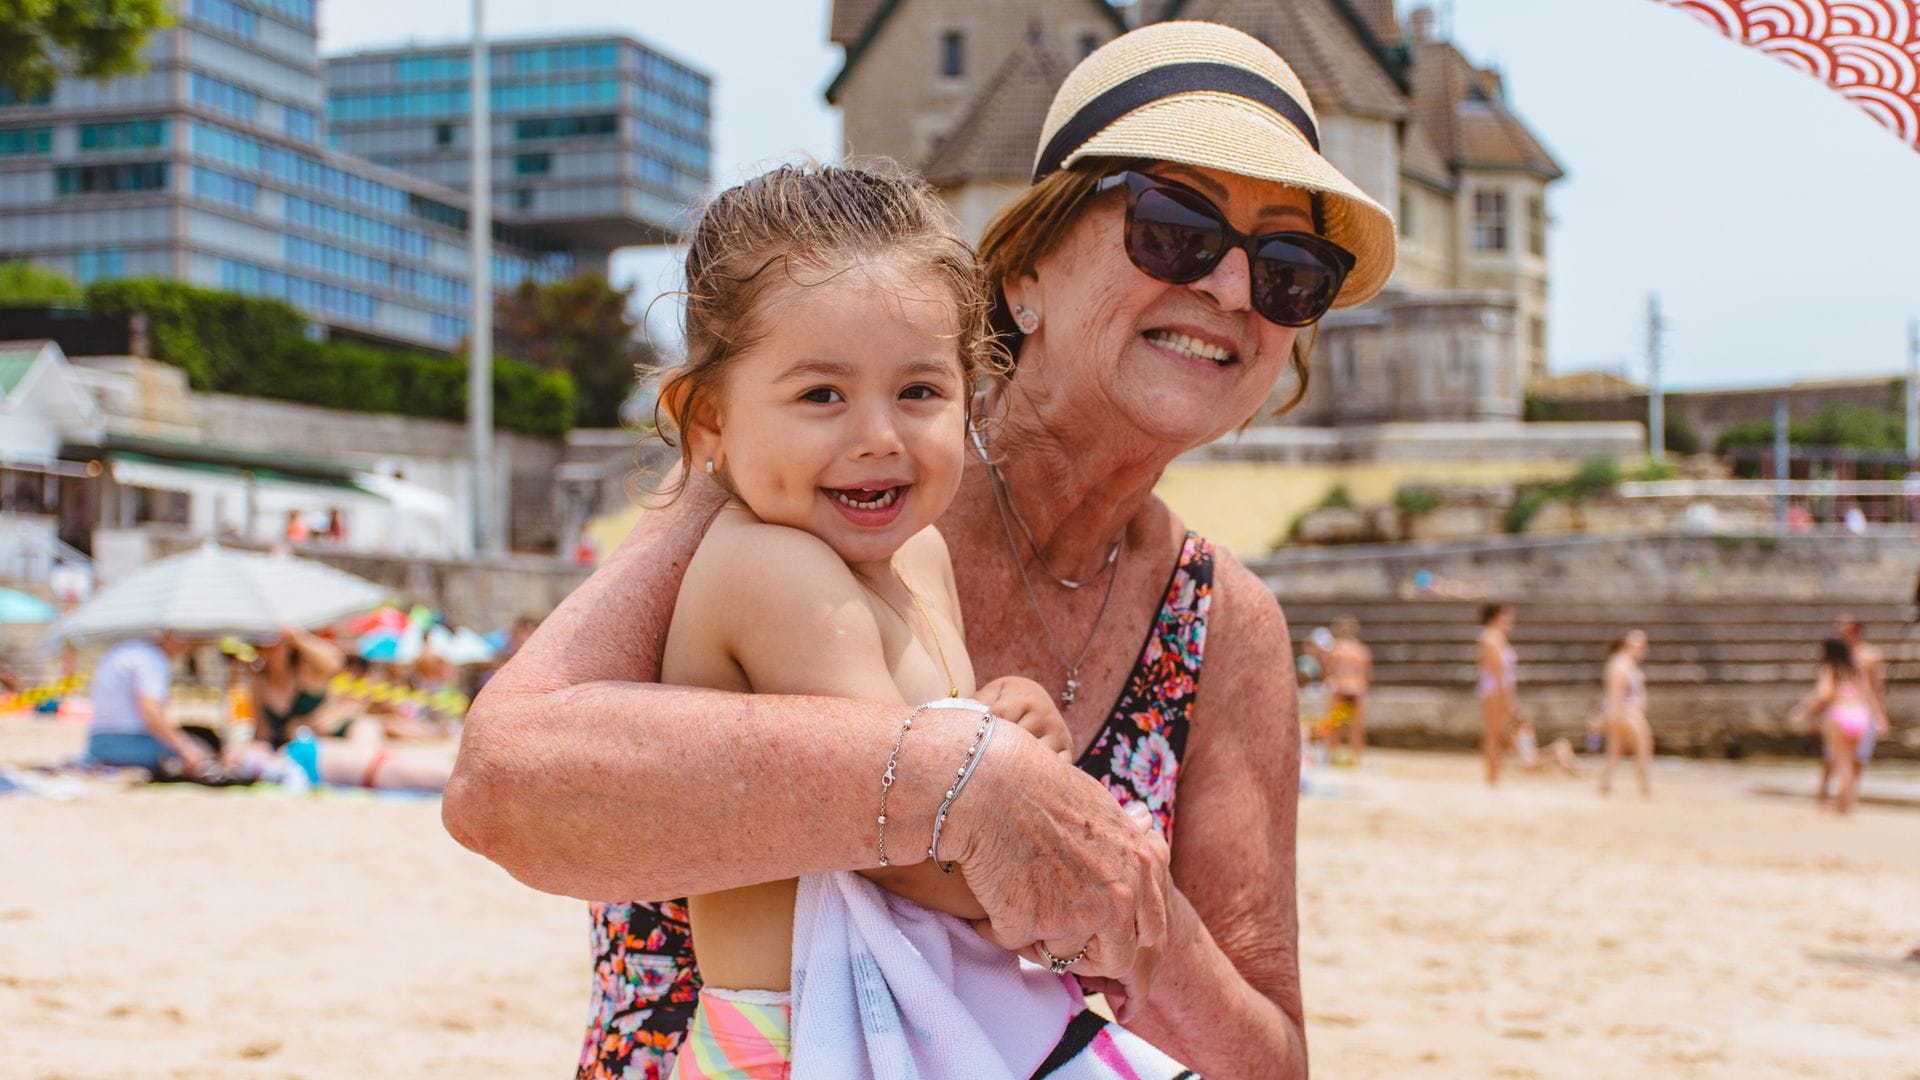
[{"xmin": 1255, "ymin": 531, "xmax": 1920, "ymax": 602}]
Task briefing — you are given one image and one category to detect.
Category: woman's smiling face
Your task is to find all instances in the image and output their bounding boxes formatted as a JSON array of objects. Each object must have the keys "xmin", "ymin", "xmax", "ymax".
[
  {"xmin": 689, "ymin": 256, "xmax": 969, "ymax": 567},
  {"xmin": 1007, "ymin": 163, "xmax": 1316, "ymax": 448}
]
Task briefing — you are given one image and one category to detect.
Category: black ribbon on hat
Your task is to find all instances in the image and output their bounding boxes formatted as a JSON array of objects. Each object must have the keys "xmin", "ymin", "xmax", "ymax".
[{"xmin": 1032, "ymin": 61, "xmax": 1320, "ymax": 183}]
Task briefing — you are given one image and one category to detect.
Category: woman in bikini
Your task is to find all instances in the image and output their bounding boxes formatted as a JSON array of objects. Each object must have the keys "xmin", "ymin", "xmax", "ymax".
[
  {"xmin": 1477, "ymin": 603, "xmax": 1518, "ymax": 785},
  {"xmin": 1597, "ymin": 630, "xmax": 1652, "ymax": 797},
  {"xmin": 1790, "ymin": 637, "xmax": 1885, "ymax": 815}
]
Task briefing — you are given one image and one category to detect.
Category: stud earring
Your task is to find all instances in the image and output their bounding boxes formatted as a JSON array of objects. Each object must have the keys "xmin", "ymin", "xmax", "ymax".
[
  {"xmin": 705, "ymin": 460, "xmax": 715, "ymax": 476},
  {"xmin": 1013, "ymin": 305, "xmax": 1040, "ymax": 335}
]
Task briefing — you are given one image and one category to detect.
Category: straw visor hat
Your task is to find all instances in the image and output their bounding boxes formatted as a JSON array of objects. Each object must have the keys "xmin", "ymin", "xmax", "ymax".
[{"xmin": 1033, "ymin": 21, "xmax": 1395, "ymax": 308}]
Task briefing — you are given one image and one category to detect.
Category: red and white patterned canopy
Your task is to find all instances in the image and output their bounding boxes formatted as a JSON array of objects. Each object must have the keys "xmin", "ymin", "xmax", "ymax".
[{"xmin": 1655, "ymin": 1, "xmax": 1920, "ymax": 150}]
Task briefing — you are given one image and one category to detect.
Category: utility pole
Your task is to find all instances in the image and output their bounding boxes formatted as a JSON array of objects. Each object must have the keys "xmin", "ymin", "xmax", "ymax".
[
  {"xmin": 1906, "ymin": 316, "xmax": 1918, "ymax": 462},
  {"xmin": 1647, "ymin": 294, "xmax": 1665, "ymax": 464},
  {"xmin": 1774, "ymin": 394, "xmax": 1790, "ymax": 538},
  {"xmin": 467, "ymin": 0, "xmax": 497, "ymax": 557}
]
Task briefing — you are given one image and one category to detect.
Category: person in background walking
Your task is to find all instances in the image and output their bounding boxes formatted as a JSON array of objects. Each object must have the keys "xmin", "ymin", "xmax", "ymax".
[
  {"xmin": 1790, "ymin": 638, "xmax": 1884, "ymax": 815},
  {"xmin": 1598, "ymin": 630, "xmax": 1652, "ymax": 798},
  {"xmin": 1323, "ymin": 616, "xmax": 1373, "ymax": 767},
  {"xmin": 1477, "ymin": 603, "xmax": 1518, "ymax": 785},
  {"xmin": 1826, "ymin": 616, "xmax": 1889, "ymax": 800}
]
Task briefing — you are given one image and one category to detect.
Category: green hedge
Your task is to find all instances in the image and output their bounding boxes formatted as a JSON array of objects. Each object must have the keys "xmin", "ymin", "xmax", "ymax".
[
  {"xmin": 82, "ymin": 278, "xmax": 573, "ymax": 437},
  {"xmin": 1714, "ymin": 404, "xmax": 1904, "ymax": 455}
]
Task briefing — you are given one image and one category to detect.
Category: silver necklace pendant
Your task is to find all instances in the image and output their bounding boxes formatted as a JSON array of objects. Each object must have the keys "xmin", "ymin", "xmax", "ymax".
[{"xmin": 1061, "ymin": 676, "xmax": 1079, "ymax": 706}]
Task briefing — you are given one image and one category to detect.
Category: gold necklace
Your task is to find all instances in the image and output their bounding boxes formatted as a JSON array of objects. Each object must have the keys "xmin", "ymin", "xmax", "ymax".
[{"xmin": 857, "ymin": 558, "xmax": 961, "ymax": 700}]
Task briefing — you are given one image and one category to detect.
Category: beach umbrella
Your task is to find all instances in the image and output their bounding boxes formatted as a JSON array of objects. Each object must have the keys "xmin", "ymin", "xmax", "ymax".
[
  {"xmin": 42, "ymin": 542, "xmax": 386, "ymax": 648},
  {"xmin": 357, "ymin": 604, "xmax": 433, "ymax": 664},
  {"xmin": 426, "ymin": 624, "xmax": 497, "ymax": 666},
  {"xmin": 0, "ymin": 588, "xmax": 57, "ymax": 624}
]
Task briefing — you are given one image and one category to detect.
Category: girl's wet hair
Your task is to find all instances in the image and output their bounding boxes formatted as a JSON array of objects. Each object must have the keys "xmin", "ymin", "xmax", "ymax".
[
  {"xmin": 1479, "ymin": 602, "xmax": 1511, "ymax": 626},
  {"xmin": 648, "ymin": 162, "xmax": 1006, "ymax": 499}
]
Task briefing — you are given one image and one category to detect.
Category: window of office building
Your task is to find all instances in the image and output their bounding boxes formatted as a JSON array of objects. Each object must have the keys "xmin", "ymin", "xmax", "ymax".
[
  {"xmin": 193, "ymin": 166, "xmax": 258, "ymax": 210},
  {"xmin": 79, "ymin": 118, "xmax": 169, "ymax": 151},
  {"xmin": 191, "ymin": 72, "xmax": 259, "ymax": 122},
  {"xmin": 191, "ymin": 0, "xmax": 256, "ymax": 38},
  {"xmin": 0, "ymin": 127, "xmax": 51, "ymax": 156},
  {"xmin": 513, "ymin": 188, "xmax": 533, "ymax": 211},
  {"xmin": 1527, "ymin": 196, "xmax": 1546, "ymax": 257},
  {"xmin": 252, "ymin": 0, "xmax": 314, "ymax": 26},
  {"xmin": 56, "ymin": 162, "xmax": 168, "ymax": 195},
  {"xmin": 941, "ymin": 32, "xmax": 965, "ymax": 77},
  {"xmin": 1472, "ymin": 189, "xmax": 1507, "ymax": 252},
  {"xmin": 285, "ymin": 107, "xmax": 317, "ymax": 142},
  {"xmin": 515, "ymin": 113, "xmax": 617, "ymax": 140},
  {"xmin": 434, "ymin": 123, "xmax": 454, "ymax": 147},
  {"xmin": 514, "ymin": 153, "xmax": 551, "ymax": 175},
  {"xmin": 74, "ymin": 248, "xmax": 125, "ymax": 282},
  {"xmin": 0, "ymin": 88, "xmax": 54, "ymax": 107}
]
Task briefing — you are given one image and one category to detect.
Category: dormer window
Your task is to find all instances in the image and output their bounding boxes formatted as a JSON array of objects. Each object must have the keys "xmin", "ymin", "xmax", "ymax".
[{"xmin": 941, "ymin": 31, "xmax": 965, "ymax": 77}]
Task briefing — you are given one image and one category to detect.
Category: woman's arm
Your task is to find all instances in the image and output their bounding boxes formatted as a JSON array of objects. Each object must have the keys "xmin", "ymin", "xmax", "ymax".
[
  {"xmin": 288, "ymin": 625, "xmax": 346, "ymax": 685},
  {"xmin": 443, "ymin": 480, "xmax": 1170, "ymax": 992},
  {"xmin": 1118, "ymin": 556, "xmax": 1305, "ymax": 1078},
  {"xmin": 1788, "ymin": 666, "xmax": 1835, "ymax": 725}
]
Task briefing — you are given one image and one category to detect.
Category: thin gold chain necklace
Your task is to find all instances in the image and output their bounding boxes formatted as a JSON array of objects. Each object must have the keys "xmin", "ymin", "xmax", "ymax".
[
  {"xmin": 970, "ymin": 423, "xmax": 1124, "ymax": 708},
  {"xmin": 857, "ymin": 558, "xmax": 961, "ymax": 700}
]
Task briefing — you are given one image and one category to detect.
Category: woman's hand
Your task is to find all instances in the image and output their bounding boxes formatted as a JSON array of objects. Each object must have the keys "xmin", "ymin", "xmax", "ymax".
[
  {"xmin": 974, "ymin": 676, "xmax": 1072, "ymax": 758},
  {"xmin": 950, "ymin": 730, "xmax": 1172, "ymax": 1017}
]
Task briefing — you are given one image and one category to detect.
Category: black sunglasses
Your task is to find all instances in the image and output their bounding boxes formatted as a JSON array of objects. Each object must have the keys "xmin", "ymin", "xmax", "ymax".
[{"xmin": 1093, "ymin": 171, "xmax": 1355, "ymax": 328}]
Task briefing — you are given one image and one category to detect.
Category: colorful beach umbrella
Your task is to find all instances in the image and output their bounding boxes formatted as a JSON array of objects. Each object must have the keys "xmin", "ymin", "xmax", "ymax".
[
  {"xmin": 0, "ymin": 588, "xmax": 57, "ymax": 624},
  {"xmin": 1654, "ymin": 1, "xmax": 1920, "ymax": 151},
  {"xmin": 43, "ymin": 542, "xmax": 386, "ymax": 648}
]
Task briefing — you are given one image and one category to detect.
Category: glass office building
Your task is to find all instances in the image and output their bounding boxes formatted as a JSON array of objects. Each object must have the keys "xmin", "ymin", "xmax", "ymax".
[
  {"xmin": 326, "ymin": 34, "xmax": 709, "ymax": 253},
  {"xmin": 0, "ymin": 4, "xmax": 708, "ymax": 351}
]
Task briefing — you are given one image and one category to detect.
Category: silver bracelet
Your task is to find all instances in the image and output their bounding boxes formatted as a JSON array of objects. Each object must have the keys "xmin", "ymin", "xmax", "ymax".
[
  {"xmin": 876, "ymin": 703, "xmax": 932, "ymax": 867},
  {"xmin": 929, "ymin": 712, "xmax": 998, "ymax": 874}
]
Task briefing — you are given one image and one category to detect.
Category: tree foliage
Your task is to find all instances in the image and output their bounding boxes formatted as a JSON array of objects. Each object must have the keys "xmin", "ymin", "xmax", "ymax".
[
  {"xmin": 0, "ymin": 0, "xmax": 172, "ymax": 99},
  {"xmin": 84, "ymin": 278, "xmax": 573, "ymax": 437},
  {"xmin": 1714, "ymin": 405, "xmax": 1905, "ymax": 454},
  {"xmin": 494, "ymin": 270, "xmax": 656, "ymax": 428},
  {"xmin": 0, "ymin": 260, "xmax": 82, "ymax": 304}
]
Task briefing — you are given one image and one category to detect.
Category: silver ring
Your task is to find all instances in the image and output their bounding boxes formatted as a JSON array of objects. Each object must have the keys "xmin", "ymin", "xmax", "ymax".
[{"xmin": 1037, "ymin": 943, "xmax": 1088, "ymax": 976}]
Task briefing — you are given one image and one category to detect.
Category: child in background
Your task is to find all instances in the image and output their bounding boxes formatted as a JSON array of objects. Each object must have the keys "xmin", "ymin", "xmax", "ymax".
[{"xmin": 650, "ymin": 163, "xmax": 1188, "ymax": 1079}]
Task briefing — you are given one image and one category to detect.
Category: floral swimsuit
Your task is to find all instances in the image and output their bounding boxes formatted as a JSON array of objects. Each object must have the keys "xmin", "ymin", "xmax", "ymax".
[{"xmin": 577, "ymin": 534, "xmax": 1215, "ymax": 1080}]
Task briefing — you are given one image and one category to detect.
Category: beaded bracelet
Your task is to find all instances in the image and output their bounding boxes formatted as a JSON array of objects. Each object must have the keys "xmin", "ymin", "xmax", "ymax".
[
  {"xmin": 929, "ymin": 712, "xmax": 998, "ymax": 874},
  {"xmin": 876, "ymin": 703, "xmax": 933, "ymax": 867}
]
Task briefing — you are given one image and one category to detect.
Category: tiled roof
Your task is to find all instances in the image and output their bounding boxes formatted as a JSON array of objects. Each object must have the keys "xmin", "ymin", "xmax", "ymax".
[
  {"xmin": 922, "ymin": 36, "xmax": 1072, "ymax": 184},
  {"xmin": 1399, "ymin": 116, "xmax": 1454, "ymax": 190},
  {"xmin": 1162, "ymin": 0, "xmax": 1407, "ymax": 121},
  {"xmin": 1342, "ymin": 0, "xmax": 1400, "ymax": 48},
  {"xmin": 1410, "ymin": 36, "xmax": 1562, "ymax": 180},
  {"xmin": 830, "ymin": 0, "xmax": 890, "ymax": 45},
  {"xmin": 0, "ymin": 340, "xmax": 51, "ymax": 397}
]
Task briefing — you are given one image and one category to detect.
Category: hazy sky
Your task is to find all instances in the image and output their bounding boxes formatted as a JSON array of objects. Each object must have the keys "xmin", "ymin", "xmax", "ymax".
[{"xmin": 319, "ymin": 1, "xmax": 1920, "ymax": 390}]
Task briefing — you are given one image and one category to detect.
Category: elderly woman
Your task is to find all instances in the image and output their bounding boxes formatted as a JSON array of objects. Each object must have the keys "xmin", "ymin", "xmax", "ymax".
[{"xmin": 446, "ymin": 22, "xmax": 1392, "ymax": 1079}]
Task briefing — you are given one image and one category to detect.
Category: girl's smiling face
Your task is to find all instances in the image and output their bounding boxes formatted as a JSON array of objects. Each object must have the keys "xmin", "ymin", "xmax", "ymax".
[{"xmin": 688, "ymin": 256, "xmax": 969, "ymax": 567}]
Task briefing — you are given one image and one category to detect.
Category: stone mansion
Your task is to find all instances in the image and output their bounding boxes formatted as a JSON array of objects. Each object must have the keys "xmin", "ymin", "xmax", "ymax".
[{"xmin": 825, "ymin": 0, "xmax": 1564, "ymax": 425}]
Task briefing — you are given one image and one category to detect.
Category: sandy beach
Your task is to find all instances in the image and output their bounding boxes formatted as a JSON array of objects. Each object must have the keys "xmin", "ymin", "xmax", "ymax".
[{"xmin": 3, "ymin": 718, "xmax": 1916, "ymax": 1079}]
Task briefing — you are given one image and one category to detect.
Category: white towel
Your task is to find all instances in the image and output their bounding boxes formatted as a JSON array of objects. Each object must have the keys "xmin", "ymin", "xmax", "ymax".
[{"xmin": 788, "ymin": 699, "xmax": 1080, "ymax": 1079}]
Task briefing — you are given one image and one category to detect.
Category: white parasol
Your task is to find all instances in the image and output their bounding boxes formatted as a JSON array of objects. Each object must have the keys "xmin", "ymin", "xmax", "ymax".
[{"xmin": 42, "ymin": 542, "xmax": 387, "ymax": 648}]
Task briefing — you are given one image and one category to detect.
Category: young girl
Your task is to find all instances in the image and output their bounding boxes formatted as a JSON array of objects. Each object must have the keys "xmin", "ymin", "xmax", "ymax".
[{"xmin": 652, "ymin": 165, "xmax": 1189, "ymax": 1079}]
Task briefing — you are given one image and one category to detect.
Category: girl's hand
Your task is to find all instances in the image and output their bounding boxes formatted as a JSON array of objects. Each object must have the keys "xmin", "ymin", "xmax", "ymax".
[{"xmin": 975, "ymin": 676, "xmax": 1072, "ymax": 758}]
